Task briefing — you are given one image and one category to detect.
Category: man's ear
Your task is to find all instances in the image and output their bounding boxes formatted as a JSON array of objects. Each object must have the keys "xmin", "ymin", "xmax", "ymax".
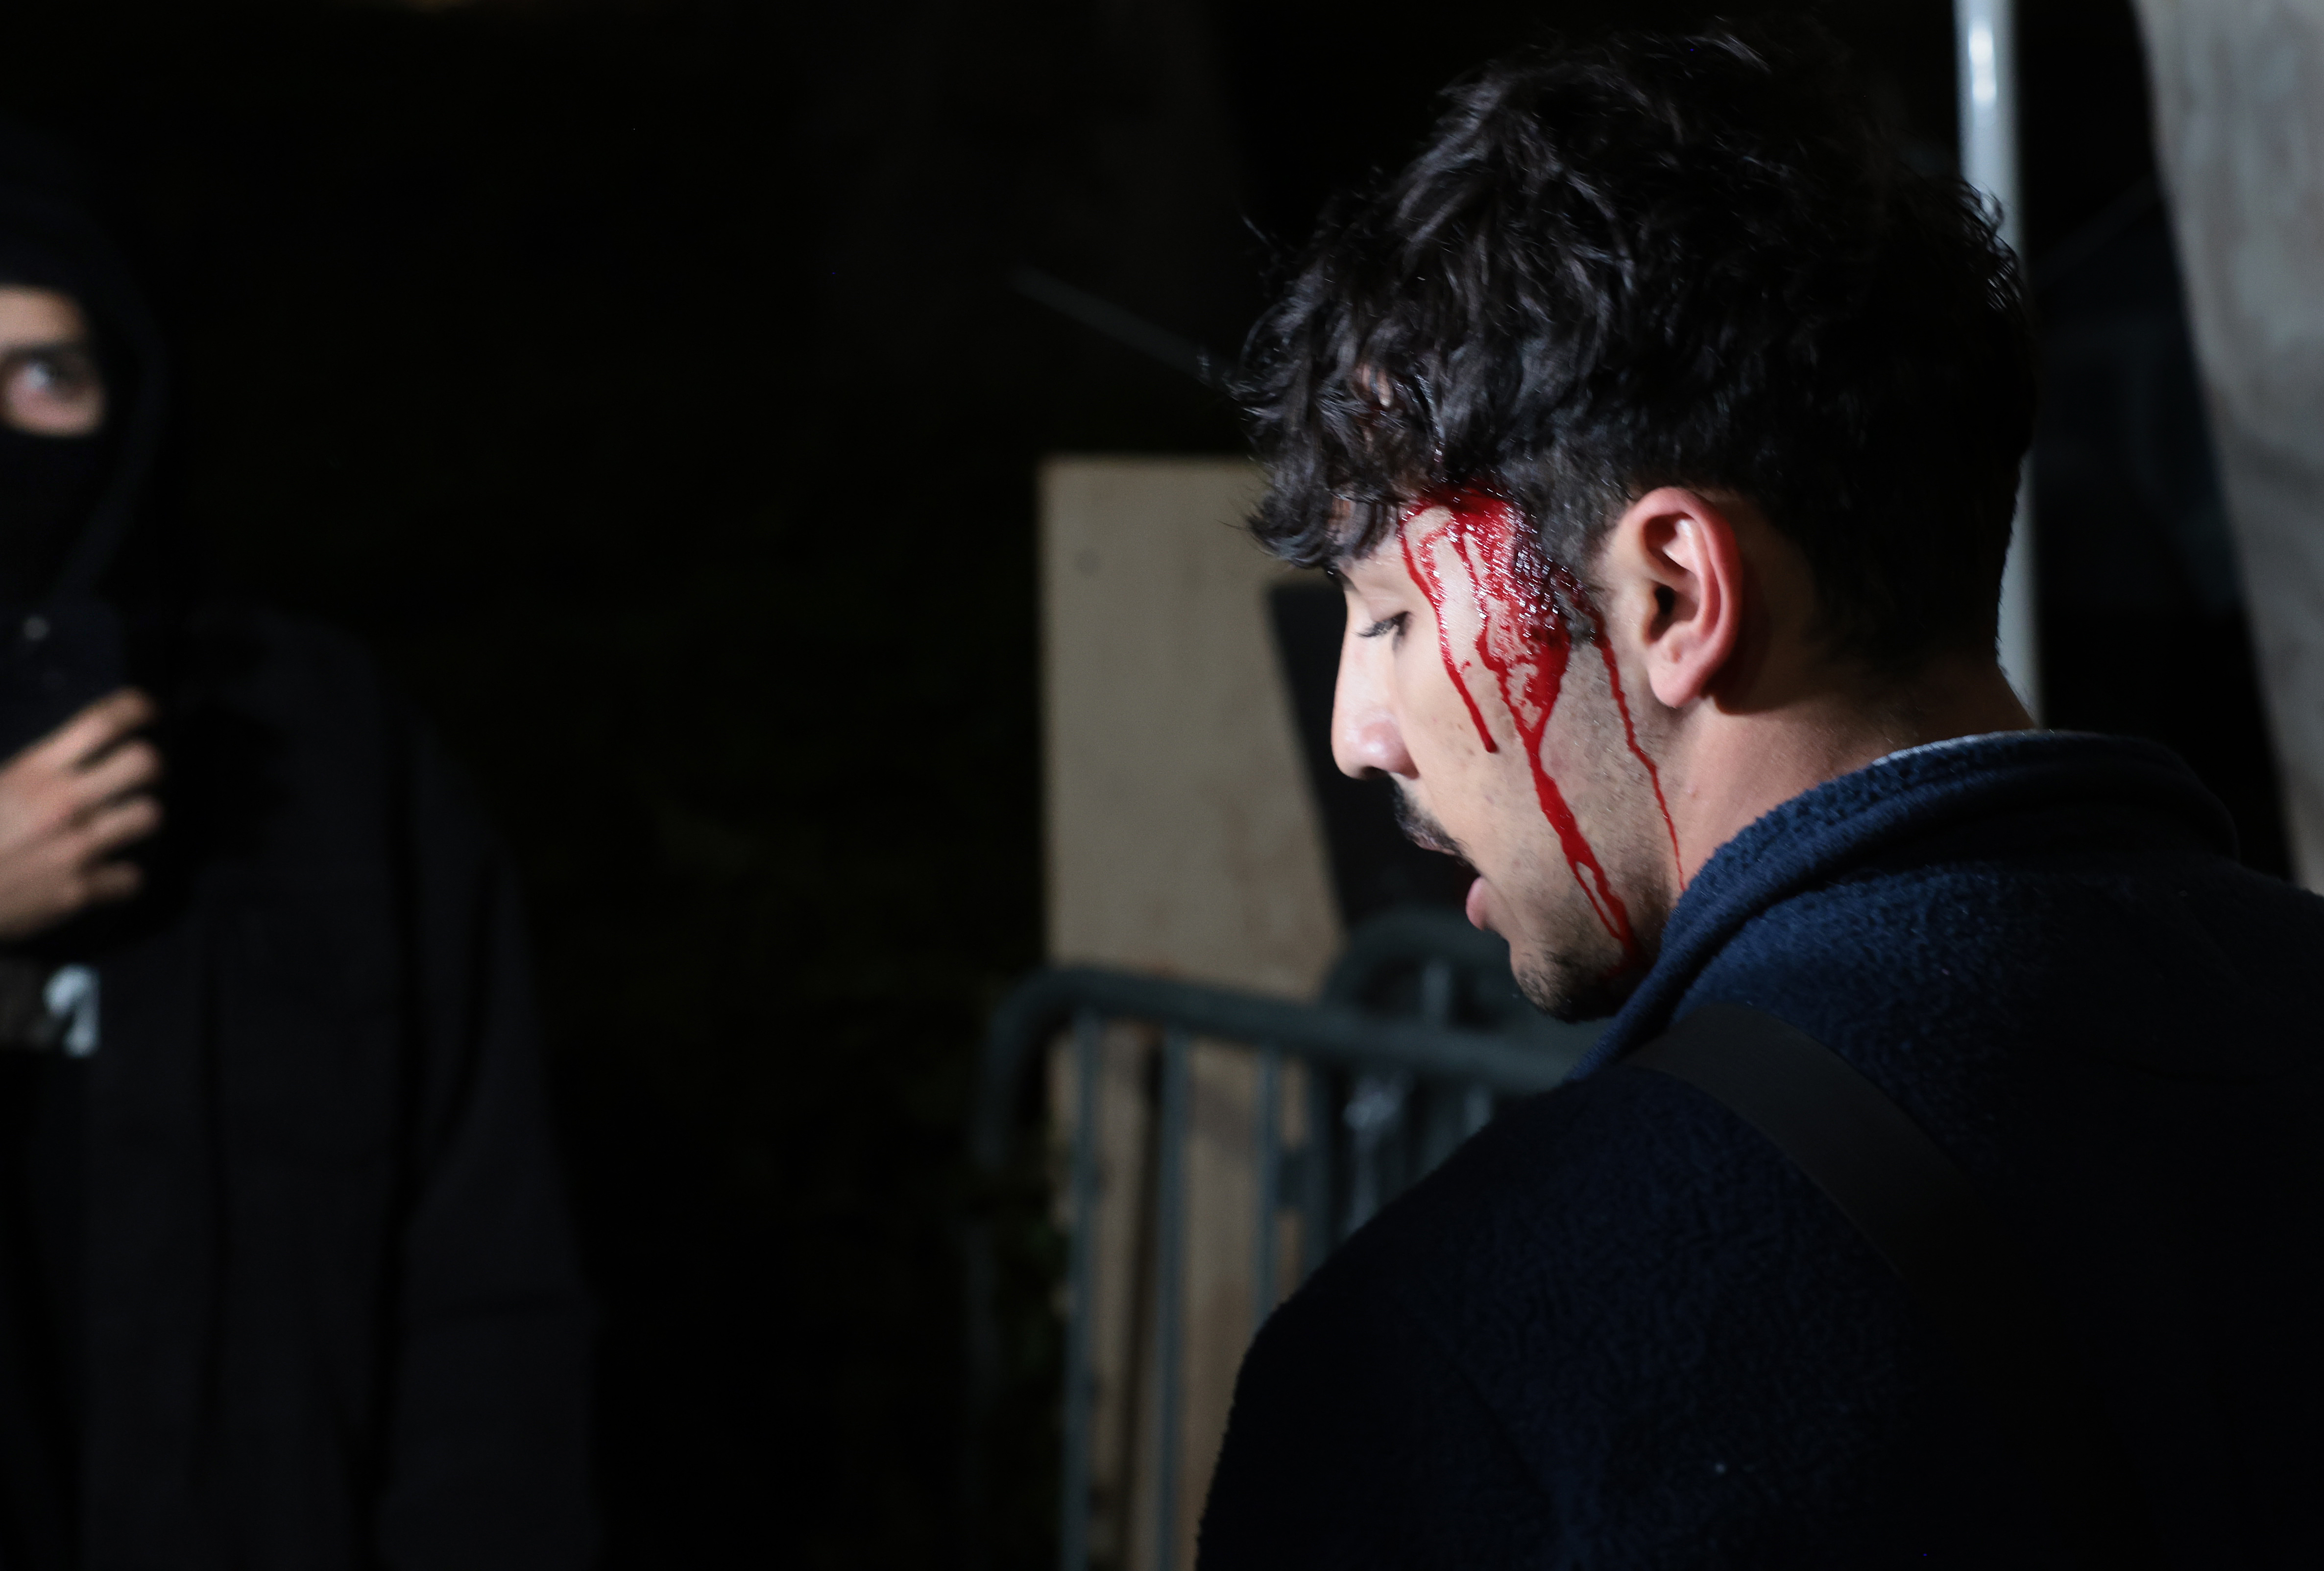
[{"xmin": 1602, "ymin": 487, "xmax": 1749, "ymax": 710}]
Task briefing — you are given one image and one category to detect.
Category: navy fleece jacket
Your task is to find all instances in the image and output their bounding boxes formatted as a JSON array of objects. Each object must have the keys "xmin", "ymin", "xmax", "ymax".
[{"xmin": 1198, "ymin": 732, "xmax": 2324, "ymax": 1569}]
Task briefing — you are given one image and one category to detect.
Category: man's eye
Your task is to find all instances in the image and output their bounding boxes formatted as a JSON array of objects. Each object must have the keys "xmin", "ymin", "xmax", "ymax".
[
  {"xmin": 2, "ymin": 344, "xmax": 107, "ymax": 437},
  {"xmin": 20, "ymin": 352, "xmax": 93, "ymax": 397},
  {"xmin": 1357, "ymin": 612, "xmax": 1408, "ymax": 640}
]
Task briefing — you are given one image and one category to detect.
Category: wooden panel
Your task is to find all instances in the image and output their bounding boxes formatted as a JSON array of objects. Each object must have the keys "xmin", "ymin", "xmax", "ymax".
[{"xmin": 1041, "ymin": 454, "xmax": 1337, "ymax": 1569}]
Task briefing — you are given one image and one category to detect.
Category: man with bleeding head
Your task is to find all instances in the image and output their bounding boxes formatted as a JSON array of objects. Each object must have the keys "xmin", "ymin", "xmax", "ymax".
[{"xmin": 1199, "ymin": 25, "xmax": 2324, "ymax": 1567}]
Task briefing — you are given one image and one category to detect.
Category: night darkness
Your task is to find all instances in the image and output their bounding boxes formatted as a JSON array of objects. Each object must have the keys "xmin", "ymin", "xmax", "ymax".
[{"xmin": 7, "ymin": 0, "xmax": 2276, "ymax": 1565}]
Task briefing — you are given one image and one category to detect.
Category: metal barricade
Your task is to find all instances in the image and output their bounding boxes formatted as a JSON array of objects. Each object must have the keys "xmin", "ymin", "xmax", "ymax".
[{"xmin": 965, "ymin": 910, "xmax": 1599, "ymax": 1571}]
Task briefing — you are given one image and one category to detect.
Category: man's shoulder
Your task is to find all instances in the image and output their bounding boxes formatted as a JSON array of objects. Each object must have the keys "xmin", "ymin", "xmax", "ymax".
[
  {"xmin": 178, "ymin": 600, "xmax": 465, "ymax": 799},
  {"xmin": 1219, "ymin": 1028, "xmax": 2040, "ymax": 1561},
  {"xmin": 1285, "ymin": 1055, "xmax": 1916, "ymax": 1448},
  {"xmin": 172, "ymin": 601, "xmax": 495, "ymax": 871},
  {"xmin": 182, "ymin": 600, "xmax": 394, "ymax": 723}
]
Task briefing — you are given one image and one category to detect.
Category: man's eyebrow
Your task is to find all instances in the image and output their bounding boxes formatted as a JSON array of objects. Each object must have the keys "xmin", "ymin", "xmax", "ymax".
[{"xmin": 0, "ymin": 339, "xmax": 93, "ymax": 359}]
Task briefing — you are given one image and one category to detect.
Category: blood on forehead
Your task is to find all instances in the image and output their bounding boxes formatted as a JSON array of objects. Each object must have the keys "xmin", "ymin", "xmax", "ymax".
[{"xmin": 1395, "ymin": 487, "xmax": 1680, "ymax": 974}]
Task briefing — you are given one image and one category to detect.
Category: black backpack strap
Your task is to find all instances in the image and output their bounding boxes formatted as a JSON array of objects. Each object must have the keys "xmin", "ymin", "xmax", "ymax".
[{"xmin": 1625, "ymin": 1001, "xmax": 2159, "ymax": 1567}]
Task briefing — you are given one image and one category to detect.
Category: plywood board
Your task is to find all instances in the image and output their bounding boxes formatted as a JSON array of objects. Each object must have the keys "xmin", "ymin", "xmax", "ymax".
[
  {"xmin": 1042, "ymin": 455, "xmax": 1340, "ymax": 994},
  {"xmin": 1041, "ymin": 455, "xmax": 1339, "ymax": 1569}
]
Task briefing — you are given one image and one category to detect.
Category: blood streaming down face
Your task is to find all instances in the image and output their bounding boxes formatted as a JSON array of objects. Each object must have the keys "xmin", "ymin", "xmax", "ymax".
[{"xmin": 1398, "ymin": 489, "xmax": 1680, "ymax": 981}]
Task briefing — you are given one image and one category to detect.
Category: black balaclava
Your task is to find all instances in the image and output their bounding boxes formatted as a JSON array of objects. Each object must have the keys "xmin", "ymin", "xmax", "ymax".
[
  {"xmin": 0, "ymin": 134, "xmax": 169, "ymax": 764},
  {"xmin": 0, "ymin": 428, "xmax": 108, "ymax": 607}
]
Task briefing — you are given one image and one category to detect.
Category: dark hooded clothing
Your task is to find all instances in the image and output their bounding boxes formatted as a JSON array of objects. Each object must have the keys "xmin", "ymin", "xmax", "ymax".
[
  {"xmin": 0, "ymin": 142, "xmax": 592, "ymax": 1570},
  {"xmin": 1198, "ymin": 732, "xmax": 2324, "ymax": 1568}
]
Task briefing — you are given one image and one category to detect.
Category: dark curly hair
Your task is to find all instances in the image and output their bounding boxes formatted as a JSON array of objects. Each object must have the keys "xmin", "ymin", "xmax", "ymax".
[{"xmin": 1239, "ymin": 23, "xmax": 2036, "ymax": 671}]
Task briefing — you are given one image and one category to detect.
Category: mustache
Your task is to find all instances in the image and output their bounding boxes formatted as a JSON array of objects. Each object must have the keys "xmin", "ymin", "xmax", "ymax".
[{"xmin": 1394, "ymin": 786, "xmax": 1469, "ymax": 861}]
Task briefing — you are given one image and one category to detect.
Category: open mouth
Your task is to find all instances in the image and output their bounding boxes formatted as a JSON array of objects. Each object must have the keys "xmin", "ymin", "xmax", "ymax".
[{"xmin": 1392, "ymin": 785, "xmax": 1466, "ymax": 859}]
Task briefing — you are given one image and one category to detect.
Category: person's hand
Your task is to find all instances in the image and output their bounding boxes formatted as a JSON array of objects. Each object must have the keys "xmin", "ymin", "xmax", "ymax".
[{"xmin": 0, "ymin": 688, "xmax": 163, "ymax": 943}]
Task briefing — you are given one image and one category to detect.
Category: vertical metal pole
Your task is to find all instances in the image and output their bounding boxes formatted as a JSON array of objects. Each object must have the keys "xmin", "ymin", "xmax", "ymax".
[
  {"xmin": 1251, "ymin": 1045, "xmax": 1281, "ymax": 1339},
  {"xmin": 1341, "ymin": 1072, "xmax": 1411, "ymax": 1234},
  {"xmin": 1058, "ymin": 1012, "xmax": 1103, "ymax": 1571},
  {"xmin": 1418, "ymin": 958, "xmax": 1454, "ymax": 1025},
  {"xmin": 1150, "ymin": 1029, "xmax": 1192, "ymax": 1571},
  {"xmin": 1300, "ymin": 1063, "xmax": 1334, "ymax": 1279},
  {"xmin": 1957, "ymin": 0, "xmax": 2039, "ymax": 717},
  {"xmin": 1416, "ymin": 960, "xmax": 1462, "ymax": 1172}
]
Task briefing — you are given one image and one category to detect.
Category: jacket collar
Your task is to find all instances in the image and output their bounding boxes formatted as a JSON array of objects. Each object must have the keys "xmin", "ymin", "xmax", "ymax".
[{"xmin": 1568, "ymin": 731, "xmax": 2234, "ymax": 1077}]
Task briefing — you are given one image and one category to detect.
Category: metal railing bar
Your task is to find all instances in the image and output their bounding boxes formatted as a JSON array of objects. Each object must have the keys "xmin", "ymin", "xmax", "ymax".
[
  {"xmin": 1150, "ymin": 1028, "xmax": 1192, "ymax": 1571},
  {"xmin": 1058, "ymin": 1010, "xmax": 1103, "ymax": 1571},
  {"xmin": 972, "ymin": 967, "xmax": 1584, "ymax": 1176},
  {"xmin": 1251, "ymin": 1045, "xmax": 1281, "ymax": 1338},
  {"xmin": 1318, "ymin": 906, "xmax": 1523, "ymax": 1011},
  {"xmin": 969, "ymin": 955, "xmax": 1603, "ymax": 1571}
]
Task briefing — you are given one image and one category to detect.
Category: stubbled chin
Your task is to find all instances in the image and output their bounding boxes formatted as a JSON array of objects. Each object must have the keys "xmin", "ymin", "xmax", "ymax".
[
  {"xmin": 1464, "ymin": 875, "xmax": 1491, "ymax": 932},
  {"xmin": 1515, "ymin": 945, "xmax": 1648, "ymax": 1024}
]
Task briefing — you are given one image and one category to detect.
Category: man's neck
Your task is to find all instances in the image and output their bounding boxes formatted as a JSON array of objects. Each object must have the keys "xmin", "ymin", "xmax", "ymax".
[{"xmin": 1666, "ymin": 651, "xmax": 2033, "ymax": 884}]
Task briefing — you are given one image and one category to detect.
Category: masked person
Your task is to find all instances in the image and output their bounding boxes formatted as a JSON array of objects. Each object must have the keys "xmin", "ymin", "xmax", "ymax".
[
  {"xmin": 1198, "ymin": 25, "xmax": 2324, "ymax": 1570},
  {"xmin": 0, "ymin": 138, "xmax": 591, "ymax": 1570}
]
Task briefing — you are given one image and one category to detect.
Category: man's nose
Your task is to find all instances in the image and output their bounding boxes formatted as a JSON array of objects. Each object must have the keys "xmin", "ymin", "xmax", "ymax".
[{"xmin": 1331, "ymin": 646, "xmax": 1416, "ymax": 781}]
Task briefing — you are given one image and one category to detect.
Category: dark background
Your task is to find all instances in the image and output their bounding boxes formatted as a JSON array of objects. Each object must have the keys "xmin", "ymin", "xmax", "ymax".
[{"xmin": 7, "ymin": 0, "xmax": 2278, "ymax": 1565}]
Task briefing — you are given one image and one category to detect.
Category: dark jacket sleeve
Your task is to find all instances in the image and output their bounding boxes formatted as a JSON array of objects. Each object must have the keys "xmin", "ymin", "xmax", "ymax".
[
  {"xmin": 372, "ymin": 722, "xmax": 595, "ymax": 1571},
  {"xmin": 1198, "ymin": 1264, "xmax": 1560, "ymax": 1571}
]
